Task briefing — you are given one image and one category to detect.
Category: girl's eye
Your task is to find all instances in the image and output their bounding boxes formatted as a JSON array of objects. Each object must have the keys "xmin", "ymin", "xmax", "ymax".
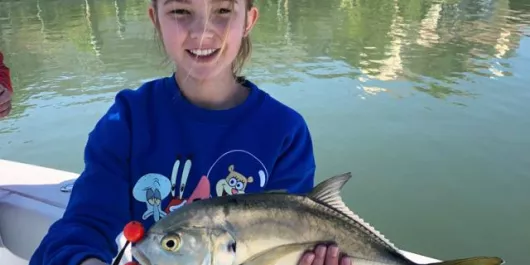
[
  {"xmin": 170, "ymin": 9, "xmax": 190, "ymax": 15},
  {"xmin": 218, "ymin": 8, "xmax": 231, "ymax": 14}
]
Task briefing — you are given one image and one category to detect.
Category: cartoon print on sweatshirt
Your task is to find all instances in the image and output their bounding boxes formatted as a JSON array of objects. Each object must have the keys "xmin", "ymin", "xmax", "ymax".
[
  {"xmin": 132, "ymin": 173, "xmax": 171, "ymax": 222},
  {"xmin": 208, "ymin": 150, "xmax": 269, "ymax": 197},
  {"xmin": 216, "ymin": 164, "xmax": 254, "ymax": 196},
  {"xmin": 164, "ymin": 156, "xmax": 210, "ymax": 214}
]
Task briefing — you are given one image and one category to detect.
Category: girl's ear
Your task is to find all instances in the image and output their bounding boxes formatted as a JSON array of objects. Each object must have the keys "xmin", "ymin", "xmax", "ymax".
[
  {"xmin": 244, "ymin": 7, "xmax": 259, "ymax": 37},
  {"xmin": 148, "ymin": 3, "xmax": 158, "ymax": 28}
]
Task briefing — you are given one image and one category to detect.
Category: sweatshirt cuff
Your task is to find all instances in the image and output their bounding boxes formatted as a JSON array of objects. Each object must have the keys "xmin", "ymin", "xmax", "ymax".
[{"xmin": 69, "ymin": 250, "xmax": 109, "ymax": 265}]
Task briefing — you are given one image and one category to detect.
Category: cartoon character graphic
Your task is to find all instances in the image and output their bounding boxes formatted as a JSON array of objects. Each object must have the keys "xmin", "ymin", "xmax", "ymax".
[
  {"xmin": 132, "ymin": 173, "xmax": 171, "ymax": 222},
  {"xmin": 207, "ymin": 150, "xmax": 269, "ymax": 197},
  {"xmin": 164, "ymin": 156, "xmax": 211, "ymax": 214},
  {"xmin": 164, "ymin": 157, "xmax": 190, "ymax": 213},
  {"xmin": 215, "ymin": 164, "xmax": 255, "ymax": 196},
  {"xmin": 132, "ymin": 157, "xmax": 212, "ymax": 221}
]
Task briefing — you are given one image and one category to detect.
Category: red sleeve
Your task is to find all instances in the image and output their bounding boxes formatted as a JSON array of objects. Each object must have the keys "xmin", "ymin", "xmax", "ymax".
[{"xmin": 0, "ymin": 51, "xmax": 13, "ymax": 93}]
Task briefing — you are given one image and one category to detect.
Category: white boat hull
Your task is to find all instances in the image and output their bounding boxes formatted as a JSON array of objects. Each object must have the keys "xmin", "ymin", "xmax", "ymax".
[{"xmin": 0, "ymin": 159, "xmax": 440, "ymax": 265}]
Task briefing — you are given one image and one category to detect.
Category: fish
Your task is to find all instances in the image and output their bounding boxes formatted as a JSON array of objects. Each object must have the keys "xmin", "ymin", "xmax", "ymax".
[{"xmin": 131, "ymin": 172, "xmax": 504, "ymax": 265}]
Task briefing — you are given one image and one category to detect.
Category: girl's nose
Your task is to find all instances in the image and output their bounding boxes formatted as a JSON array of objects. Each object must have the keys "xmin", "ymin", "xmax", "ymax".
[{"xmin": 189, "ymin": 15, "xmax": 215, "ymax": 40}]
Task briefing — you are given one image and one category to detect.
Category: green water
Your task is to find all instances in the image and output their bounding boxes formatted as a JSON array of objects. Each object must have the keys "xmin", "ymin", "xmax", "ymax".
[{"xmin": 1, "ymin": 0, "xmax": 529, "ymax": 264}]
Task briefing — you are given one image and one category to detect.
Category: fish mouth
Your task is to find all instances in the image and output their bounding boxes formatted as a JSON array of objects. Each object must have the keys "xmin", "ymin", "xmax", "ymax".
[{"xmin": 131, "ymin": 247, "xmax": 152, "ymax": 265}]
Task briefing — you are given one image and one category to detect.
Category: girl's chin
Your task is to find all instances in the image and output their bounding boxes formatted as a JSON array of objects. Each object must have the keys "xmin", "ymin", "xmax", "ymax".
[
  {"xmin": 171, "ymin": 53, "xmax": 235, "ymax": 81},
  {"xmin": 176, "ymin": 66, "xmax": 231, "ymax": 82}
]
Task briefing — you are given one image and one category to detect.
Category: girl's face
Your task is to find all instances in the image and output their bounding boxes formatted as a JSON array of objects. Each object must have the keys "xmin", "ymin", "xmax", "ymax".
[{"xmin": 149, "ymin": 0, "xmax": 258, "ymax": 81}]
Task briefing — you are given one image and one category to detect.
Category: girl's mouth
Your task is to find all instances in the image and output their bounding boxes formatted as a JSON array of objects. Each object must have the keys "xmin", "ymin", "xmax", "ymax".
[{"xmin": 186, "ymin": 49, "xmax": 220, "ymax": 62}]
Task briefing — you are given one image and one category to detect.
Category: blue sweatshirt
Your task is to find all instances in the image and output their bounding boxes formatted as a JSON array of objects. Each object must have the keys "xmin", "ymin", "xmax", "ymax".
[{"xmin": 29, "ymin": 74, "xmax": 316, "ymax": 265}]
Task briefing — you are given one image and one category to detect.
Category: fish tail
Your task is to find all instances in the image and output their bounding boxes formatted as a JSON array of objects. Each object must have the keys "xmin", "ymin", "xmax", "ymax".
[{"xmin": 426, "ymin": 257, "xmax": 504, "ymax": 265}]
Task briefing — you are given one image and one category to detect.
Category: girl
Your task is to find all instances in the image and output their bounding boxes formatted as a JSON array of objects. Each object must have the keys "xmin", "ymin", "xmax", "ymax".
[
  {"xmin": 0, "ymin": 51, "xmax": 12, "ymax": 118},
  {"xmin": 29, "ymin": 1, "xmax": 350, "ymax": 265}
]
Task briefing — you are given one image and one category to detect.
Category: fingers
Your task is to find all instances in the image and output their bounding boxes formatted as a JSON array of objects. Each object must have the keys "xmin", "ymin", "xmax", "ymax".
[
  {"xmin": 341, "ymin": 256, "xmax": 352, "ymax": 265},
  {"xmin": 299, "ymin": 244, "xmax": 353, "ymax": 265},
  {"xmin": 299, "ymin": 252, "xmax": 315, "ymax": 265},
  {"xmin": 325, "ymin": 245, "xmax": 339, "ymax": 265},
  {"xmin": 0, "ymin": 86, "xmax": 7, "ymax": 106},
  {"xmin": 0, "ymin": 101, "xmax": 11, "ymax": 118},
  {"xmin": 0, "ymin": 87, "xmax": 11, "ymax": 105},
  {"xmin": 0, "ymin": 86, "xmax": 12, "ymax": 118},
  {"xmin": 312, "ymin": 245, "xmax": 327, "ymax": 265}
]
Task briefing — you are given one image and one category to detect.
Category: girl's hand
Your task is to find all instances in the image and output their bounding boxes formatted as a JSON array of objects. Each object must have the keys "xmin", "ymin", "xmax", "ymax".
[
  {"xmin": 299, "ymin": 244, "xmax": 352, "ymax": 265},
  {"xmin": 0, "ymin": 85, "xmax": 12, "ymax": 118}
]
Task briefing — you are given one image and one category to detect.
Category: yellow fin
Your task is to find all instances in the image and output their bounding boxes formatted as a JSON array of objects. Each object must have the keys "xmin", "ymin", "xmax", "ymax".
[{"xmin": 240, "ymin": 242, "xmax": 321, "ymax": 265}]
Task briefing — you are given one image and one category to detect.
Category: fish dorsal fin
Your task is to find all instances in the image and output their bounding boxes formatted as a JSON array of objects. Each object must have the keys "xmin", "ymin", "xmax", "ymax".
[
  {"xmin": 308, "ymin": 173, "xmax": 397, "ymax": 250},
  {"xmin": 308, "ymin": 173, "xmax": 352, "ymax": 202}
]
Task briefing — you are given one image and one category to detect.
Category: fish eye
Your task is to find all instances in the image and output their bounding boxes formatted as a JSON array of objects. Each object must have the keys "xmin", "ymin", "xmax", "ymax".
[{"xmin": 161, "ymin": 234, "xmax": 182, "ymax": 252}]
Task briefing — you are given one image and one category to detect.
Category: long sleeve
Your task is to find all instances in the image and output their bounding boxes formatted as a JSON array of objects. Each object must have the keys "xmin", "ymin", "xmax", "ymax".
[
  {"xmin": 0, "ymin": 51, "xmax": 13, "ymax": 93},
  {"xmin": 266, "ymin": 117, "xmax": 316, "ymax": 195},
  {"xmin": 29, "ymin": 91, "xmax": 134, "ymax": 265}
]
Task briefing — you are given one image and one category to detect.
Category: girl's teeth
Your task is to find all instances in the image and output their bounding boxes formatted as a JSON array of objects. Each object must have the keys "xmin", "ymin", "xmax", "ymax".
[{"xmin": 189, "ymin": 49, "xmax": 217, "ymax": 56}]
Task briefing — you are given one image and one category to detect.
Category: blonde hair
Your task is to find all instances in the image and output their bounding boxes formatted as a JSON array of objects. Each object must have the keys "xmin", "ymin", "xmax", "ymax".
[{"xmin": 151, "ymin": 0, "xmax": 254, "ymax": 80}]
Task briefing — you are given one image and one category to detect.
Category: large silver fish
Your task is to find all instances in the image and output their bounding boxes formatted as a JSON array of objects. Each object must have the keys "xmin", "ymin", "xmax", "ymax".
[{"xmin": 131, "ymin": 172, "xmax": 503, "ymax": 265}]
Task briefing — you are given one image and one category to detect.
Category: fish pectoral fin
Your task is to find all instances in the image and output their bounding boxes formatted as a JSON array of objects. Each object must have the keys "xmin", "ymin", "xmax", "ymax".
[
  {"xmin": 240, "ymin": 242, "xmax": 321, "ymax": 265},
  {"xmin": 427, "ymin": 257, "xmax": 504, "ymax": 265}
]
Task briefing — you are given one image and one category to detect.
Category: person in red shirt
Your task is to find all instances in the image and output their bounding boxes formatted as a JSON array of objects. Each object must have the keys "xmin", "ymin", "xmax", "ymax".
[{"xmin": 0, "ymin": 51, "xmax": 13, "ymax": 118}]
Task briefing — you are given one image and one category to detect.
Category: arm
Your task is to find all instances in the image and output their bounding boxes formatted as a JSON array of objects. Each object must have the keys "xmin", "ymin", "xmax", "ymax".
[
  {"xmin": 266, "ymin": 117, "xmax": 316, "ymax": 194},
  {"xmin": 0, "ymin": 51, "xmax": 13, "ymax": 117},
  {"xmin": 0, "ymin": 51, "xmax": 12, "ymax": 93},
  {"xmin": 29, "ymin": 91, "xmax": 133, "ymax": 265}
]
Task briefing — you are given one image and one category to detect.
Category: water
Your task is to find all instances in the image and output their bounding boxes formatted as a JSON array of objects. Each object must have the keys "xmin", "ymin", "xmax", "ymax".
[{"xmin": 1, "ymin": 0, "xmax": 529, "ymax": 264}]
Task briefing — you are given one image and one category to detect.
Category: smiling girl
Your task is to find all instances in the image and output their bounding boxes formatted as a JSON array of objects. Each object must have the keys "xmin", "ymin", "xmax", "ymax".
[{"xmin": 29, "ymin": 1, "xmax": 350, "ymax": 265}]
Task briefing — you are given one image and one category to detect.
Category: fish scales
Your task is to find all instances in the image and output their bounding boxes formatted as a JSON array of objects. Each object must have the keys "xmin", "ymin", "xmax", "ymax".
[
  {"xmin": 131, "ymin": 173, "xmax": 504, "ymax": 265},
  {"xmin": 163, "ymin": 191, "xmax": 408, "ymax": 265},
  {"xmin": 218, "ymin": 193, "xmax": 409, "ymax": 265}
]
